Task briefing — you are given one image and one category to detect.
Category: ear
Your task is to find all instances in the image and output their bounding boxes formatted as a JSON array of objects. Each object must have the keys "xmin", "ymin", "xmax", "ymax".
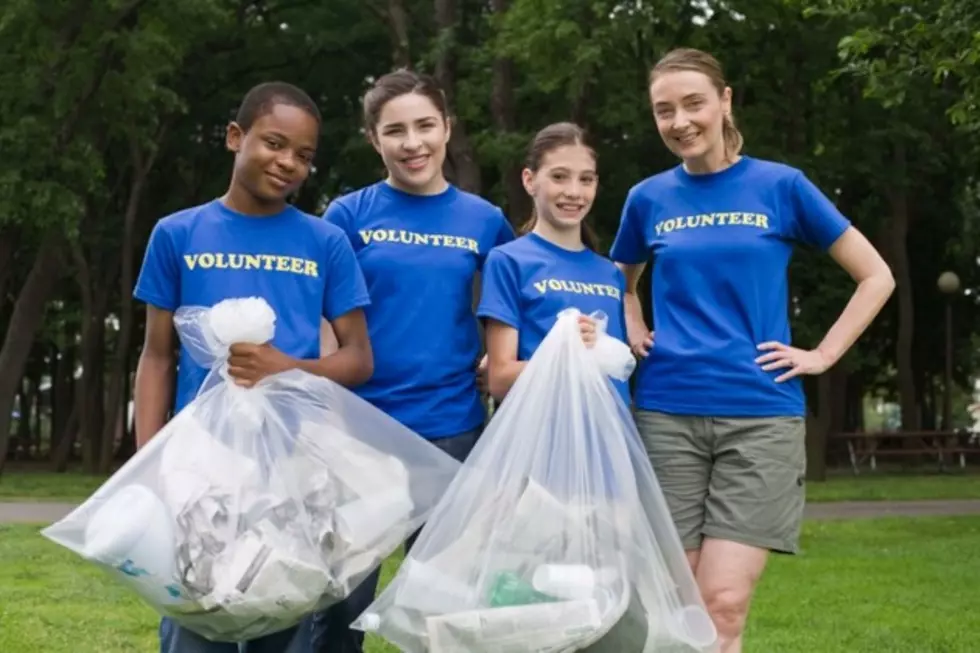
[
  {"xmin": 226, "ymin": 122, "xmax": 244, "ymax": 153},
  {"xmin": 721, "ymin": 86, "xmax": 733, "ymax": 116},
  {"xmin": 443, "ymin": 116, "xmax": 453, "ymax": 144},
  {"xmin": 367, "ymin": 130, "xmax": 383, "ymax": 155},
  {"xmin": 521, "ymin": 168, "xmax": 535, "ymax": 196}
]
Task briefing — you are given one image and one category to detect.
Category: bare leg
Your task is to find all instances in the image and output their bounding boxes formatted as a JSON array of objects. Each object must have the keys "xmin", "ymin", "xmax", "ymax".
[{"xmin": 695, "ymin": 538, "xmax": 768, "ymax": 653}]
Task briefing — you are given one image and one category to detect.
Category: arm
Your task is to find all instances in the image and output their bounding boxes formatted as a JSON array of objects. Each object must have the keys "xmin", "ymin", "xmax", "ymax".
[
  {"xmin": 134, "ymin": 306, "xmax": 176, "ymax": 449},
  {"xmin": 757, "ymin": 227, "xmax": 895, "ymax": 382},
  {"xmin": 485, "ymin": 319, "xmax": 526, "ymax": 400},
  {"xmin": 293, "ymin": 309, "xmax": 373, "ymax": 386},
  {"xmin": 816, "ymin": 228, "xmax": 895, "ymax": 362},
  {"xmin": 229, "ymin": 309, "xmax": 373, "ymax": 388},
  {"xmin": 617, "ymin": 261, "xmax": 654, "ymax": 357}
]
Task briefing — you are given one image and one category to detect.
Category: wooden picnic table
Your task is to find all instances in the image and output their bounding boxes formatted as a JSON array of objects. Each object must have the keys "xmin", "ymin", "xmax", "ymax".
[{"xmin": 829, "ymin": 429, "xmax": 979, "ymax": 474}]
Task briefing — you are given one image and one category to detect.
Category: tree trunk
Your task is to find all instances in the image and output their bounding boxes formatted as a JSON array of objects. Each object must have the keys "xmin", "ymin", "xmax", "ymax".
[
  {"xmin": 0, "ymin": 226, "xmax": 18, "ymax": 303},
  {"xmin": 51, "ymin": 403, "xmax": 79, "ymax": 473},
  {"xmin": 434, "ymin": 0, "xmax": 482, "ymax": 193},
  {"xmin": 101, "ymin": 137, "xmax": 157, "ymax": 472},
  {"xmin": 388, "ymin": 0, "xmax": 410, "ymax": 68},
  {"xmin": 51, "ymin": 342, "xmax": 76, "ymax": 459},
  {"xmin": 489, "ymin": 0, "xmax": 527, "ymax": 223},
  {"xmin": 0, "ymin": 235, "xmax": 65, "ymax": 476},
  {"xmin": 805, "ymin": 373, "xmax": 832, "ymax": 481},
  {"xmin": 885, "ymin": 141, "xmax": 918, "ymax": 431},
  {"xmin": 79, "ymin": 288, "xmax": 108, "ymax": 474}
]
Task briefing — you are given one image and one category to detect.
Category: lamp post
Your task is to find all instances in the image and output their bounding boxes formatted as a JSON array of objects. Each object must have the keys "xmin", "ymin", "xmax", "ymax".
[{"xmin": 937, "ymin": 271, "xmax": 960, "ymax": 431}]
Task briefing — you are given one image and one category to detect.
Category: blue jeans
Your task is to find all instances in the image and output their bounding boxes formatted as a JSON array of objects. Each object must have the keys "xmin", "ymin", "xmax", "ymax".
[
  {"xmin": 308, "ymin": 427, "xmax": 481, "ymax": 653},
  {"xmin": 159, "ymin": 618, "xmax": 304, "ymax": 653}
]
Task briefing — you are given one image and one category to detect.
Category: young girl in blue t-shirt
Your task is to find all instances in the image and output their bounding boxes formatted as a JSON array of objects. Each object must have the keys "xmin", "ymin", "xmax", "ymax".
[
  {"xmin": 478, "ymin": 122, "xmax": 631, "ymax": 407},
  {"xmin": 610, "ymin": 47, "xmax": 895, "ymax": 653}
]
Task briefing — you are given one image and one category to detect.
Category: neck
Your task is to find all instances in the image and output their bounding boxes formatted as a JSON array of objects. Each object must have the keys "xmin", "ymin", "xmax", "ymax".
[
  {"xmin": 386, "ymin": 173, "xmax": 449, "ymax": 197},
  {"xmin": 684, "ymin": 145, "xmax": 738, "ymax": 175},
  {"xmin": 222, "ymin": 183, "xmax": 286, "ymax": 216},
  {"xmin": 532, "ymin": 216, "xmax": 585, "ymax": 251}
]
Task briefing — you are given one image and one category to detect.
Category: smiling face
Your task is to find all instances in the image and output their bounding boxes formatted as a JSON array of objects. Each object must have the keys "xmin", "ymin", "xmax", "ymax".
[
  {"xmin": 649, "ymin": 69, "xmax": 732, "ymax": 172},
  {"xmin": 226, "ymin": 102, "xmax": 318, "ymax": 207},
  {"xmin": 370, "ymin": 92, "xmax": 450, "ymax": 195},
  {"xmin": 523, "ymin": 143, "xmax": 597, "ymax": 233}
]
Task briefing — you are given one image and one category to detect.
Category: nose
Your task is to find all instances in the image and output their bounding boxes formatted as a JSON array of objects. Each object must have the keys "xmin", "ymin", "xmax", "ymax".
[
  {"xmin": 275, "ymin": 150, "xmax": 299, "ymax": 173},
  {"xmin": 672, "ymin": 110, "xmax": 691, "ymax": 131},
  {"xmin": 402, "ymin": 128, "xmax": 422, "ymax": 151}
]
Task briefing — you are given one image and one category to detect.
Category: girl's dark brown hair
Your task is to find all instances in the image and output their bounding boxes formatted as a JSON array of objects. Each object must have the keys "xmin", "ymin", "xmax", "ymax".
[
  {"xmin": 520, "ymin": 122, "xmax": 600, "ymax": 251},
  {"xmin": 362, "ymin": 69, "xmax": 449, "ymax": 134},
  {"xmin": 649, "ymin": 48, "xmax": 744, "ymax": 160}
]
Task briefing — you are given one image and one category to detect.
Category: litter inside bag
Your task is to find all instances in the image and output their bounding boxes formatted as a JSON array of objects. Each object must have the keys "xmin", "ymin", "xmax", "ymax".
[
  {"xmin": 353, "ymin": 309, "xmax": 718, "ymax": 653},
  {"xmin": 42, "ymin": 297, "xmax": 461, "ymax": 642}
]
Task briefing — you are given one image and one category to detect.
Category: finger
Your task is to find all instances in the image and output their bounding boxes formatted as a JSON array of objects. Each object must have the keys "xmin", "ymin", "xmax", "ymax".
[
  {"xmin": 227, "ymin": 365, "xmax": 252, "ymax": 380},
  {"xmin": 754, "ymin": 351, "xmax": 787, "ymax": 364},
  {"xmin": 775, "ymin": 366, "xmax": 803, "ymax": 383},
  {"xmin": 761, "ymin": 359, "xmax": 795, "ymax": 371},
  {"xmin": 756, "ymin": 341, "xmax": 786, "ymax": 351}
]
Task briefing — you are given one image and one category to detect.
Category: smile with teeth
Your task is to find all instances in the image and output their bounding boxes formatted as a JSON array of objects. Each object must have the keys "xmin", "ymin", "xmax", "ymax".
[
  {"xmin": 676, "ymin": 132, "xmax": 700, "ymax": 146},
  {"xmin": 556, "ymin": 202, "xmax": 584, "ymax": 214}
]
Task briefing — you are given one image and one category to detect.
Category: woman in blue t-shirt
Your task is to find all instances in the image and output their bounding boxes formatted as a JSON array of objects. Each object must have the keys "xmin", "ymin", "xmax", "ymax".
[
  {"xmin": 313, "ymin": 69, "xmax": 514, "ymax": 653},
  {"xmin": 478, "ymin": 122, "xmax": 631, "ymax": 407},
  {"xmin": 610, "ymin": 48, "xmax": 895, "ymax": 653}
]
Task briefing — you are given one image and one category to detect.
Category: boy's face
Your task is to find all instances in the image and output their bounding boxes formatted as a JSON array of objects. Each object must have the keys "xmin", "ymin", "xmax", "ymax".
[{"xmin": 226, "ymin": 103, "xmax": 319, "ymax": 204}]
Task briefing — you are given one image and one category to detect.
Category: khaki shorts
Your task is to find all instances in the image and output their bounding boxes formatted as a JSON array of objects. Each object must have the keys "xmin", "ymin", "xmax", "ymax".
[{"xmin": 635, "ymin": 409, "xmax": 806, "ymax": 554}]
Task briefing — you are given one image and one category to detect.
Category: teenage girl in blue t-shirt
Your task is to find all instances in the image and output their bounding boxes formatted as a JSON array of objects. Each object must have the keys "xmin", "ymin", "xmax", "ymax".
[
  {"xmin": 610, "ymin": 48, "xmax": 895, "ymax": 653},
  {"xmin": 478, "ymin": 122, "xmax": 631, "ymax": 408},
  {"xmin": 313, "ymin": 69, "xmax": 514, "ymax": 653}
]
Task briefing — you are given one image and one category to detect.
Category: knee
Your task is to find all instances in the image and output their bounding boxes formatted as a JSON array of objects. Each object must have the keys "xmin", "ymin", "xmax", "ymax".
[{"xmin": 703, "ymin": 585, "xmax": 751, "ymax": 638}]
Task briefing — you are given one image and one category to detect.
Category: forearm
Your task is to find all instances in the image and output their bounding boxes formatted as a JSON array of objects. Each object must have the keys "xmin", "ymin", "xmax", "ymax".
[
  {"xmin": 292, "ymin": 343, "xmax": 373, "ymax": 388},
  {"xmin": 816, "ymin": 272, "xmax": 895, "ymax": 365},
  {"xmin": 488, "ymin": 360, "xmax": 527, "ymax": 401},
  {"xmin": 134, "ymin": 354, "xmax": 175, "ymax": 449}
]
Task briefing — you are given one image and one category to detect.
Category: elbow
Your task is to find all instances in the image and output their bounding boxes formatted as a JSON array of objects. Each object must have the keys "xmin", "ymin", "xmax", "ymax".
[
  {"xmin": 874, "ymin": 265, "xmax": 896, "ymax": 299},
  {"xmin": 351, "ymin": 344, "xmax": 374, "ymax": 387},
  {"xmin": 353, "ymin": 343, "xmax": 374, "ymax": 387}
]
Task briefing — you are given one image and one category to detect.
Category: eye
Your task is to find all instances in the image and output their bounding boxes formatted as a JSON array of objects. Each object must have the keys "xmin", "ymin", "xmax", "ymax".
[
  {"xmin": 581, "ymin": 174, "xmax": 597, "ymax": 185},
  {"xmin": 264, "ymin": 138, "xmax": 283, "ymax": 149},
  {"xmin": 656, "ymin": 108, "xmax": 674, "ymax": 119},
  {"xmin": 550, "ymin": 171, "xmax": 568, "ymax": 182}
]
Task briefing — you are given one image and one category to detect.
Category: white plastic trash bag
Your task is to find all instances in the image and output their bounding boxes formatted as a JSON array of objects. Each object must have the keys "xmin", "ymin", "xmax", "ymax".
[
  {"xmin": 42, "ymin": 297, "xmax": 461, "ymax": 642},
  {"xmin": 353, "ymin": 308, "xmax": 718, "ymax": 653}
]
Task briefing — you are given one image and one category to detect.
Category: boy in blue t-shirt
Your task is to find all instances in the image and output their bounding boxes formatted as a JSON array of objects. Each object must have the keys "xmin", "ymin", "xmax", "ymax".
[{"xmin": 133, "ymin": 82, "xmax": 372, "ymax": 653}]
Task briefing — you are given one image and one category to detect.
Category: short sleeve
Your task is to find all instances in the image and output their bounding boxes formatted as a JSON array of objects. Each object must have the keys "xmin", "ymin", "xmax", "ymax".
[
  {"xmin": 321, "ymin": 231, "xmax": 371, "ymax": 321},
  {"xmin": 476, "ymin": 250, "xmax": 521, "ymax": 330},
  {"xmin": 478, "ymin": 208, "xmax": 517, "ymax": 267},
  {"xmin": 322, "ymin": 199, "xmax": 359, "ymax": 250},
  {"xmin": 133, "ymin": 221, "xmax": 180, "ymax": 312},
  {"xmin": 787, "ymin": 172, "xmax": 851, "ymax": 250},
  {"xmin": 609, "ymin": 187, "xmax": 651, "ymax": 264}
]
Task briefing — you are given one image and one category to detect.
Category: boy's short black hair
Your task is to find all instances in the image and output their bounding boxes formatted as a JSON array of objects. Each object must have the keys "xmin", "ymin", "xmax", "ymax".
[{"xmin": 235, "ymin": 82, "xmax": 322, "ymax": 131}]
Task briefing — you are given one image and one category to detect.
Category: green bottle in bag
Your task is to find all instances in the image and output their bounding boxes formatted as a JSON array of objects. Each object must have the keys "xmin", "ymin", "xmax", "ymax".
[{"xmin": 486, "ymin": 571, "xmax": 559, "ymax": 607}]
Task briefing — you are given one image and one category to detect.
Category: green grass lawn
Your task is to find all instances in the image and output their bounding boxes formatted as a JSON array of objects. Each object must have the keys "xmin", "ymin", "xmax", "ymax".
[
  {"xmin": 1, "ymin": 516, "xmax": 977, "ymax": 652},
  {"xmin": 3, "ymin": 469, "xmax": 979, "ymax": 504}
]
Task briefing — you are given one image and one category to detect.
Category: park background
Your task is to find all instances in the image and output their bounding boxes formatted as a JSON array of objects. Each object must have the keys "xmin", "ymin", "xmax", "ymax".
[{"xmin": 1, "ymin": 0, "xmax": 979, "ymax": 651}]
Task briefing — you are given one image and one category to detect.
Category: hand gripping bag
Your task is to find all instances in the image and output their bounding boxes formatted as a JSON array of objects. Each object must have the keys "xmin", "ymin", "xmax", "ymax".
[
  {"xmin": 42, "ymin": 297, "xmax": 461, "ymax": 642},
  {"xmin": 352, "ymin": 308, "xmax": 718, "ymax": 653}
]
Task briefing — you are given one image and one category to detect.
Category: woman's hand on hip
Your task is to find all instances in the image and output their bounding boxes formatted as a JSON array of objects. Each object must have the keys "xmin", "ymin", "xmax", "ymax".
[{"xmin": 755, "ymin": 341, "xmax": 832, "ymax": 383}]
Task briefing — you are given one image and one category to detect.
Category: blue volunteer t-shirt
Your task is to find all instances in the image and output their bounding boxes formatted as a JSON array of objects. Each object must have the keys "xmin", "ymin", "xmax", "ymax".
[
  {"xmin": 609, "ymin": 156, "xmax": 851, "ymax": 417},
  {"xmin": 134, "ymin": 199, "xmax": 370, "ymax": 413},
  {"xmin": 325, "ymin": 181, "xmax": 515, "ymax": 439},
  {"xmin": 477, "ymin": 233, "xmax": 631, "ymax": 406}
]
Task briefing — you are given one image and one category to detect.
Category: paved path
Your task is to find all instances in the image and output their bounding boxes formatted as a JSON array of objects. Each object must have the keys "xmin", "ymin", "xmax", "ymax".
[
  {"xmin": 804, "ymin": 499, "xmax": 980, "ymax": 521},
  {"xmin": 3, "ymin": 499, "xmax": 980, "ymax": 525}
]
